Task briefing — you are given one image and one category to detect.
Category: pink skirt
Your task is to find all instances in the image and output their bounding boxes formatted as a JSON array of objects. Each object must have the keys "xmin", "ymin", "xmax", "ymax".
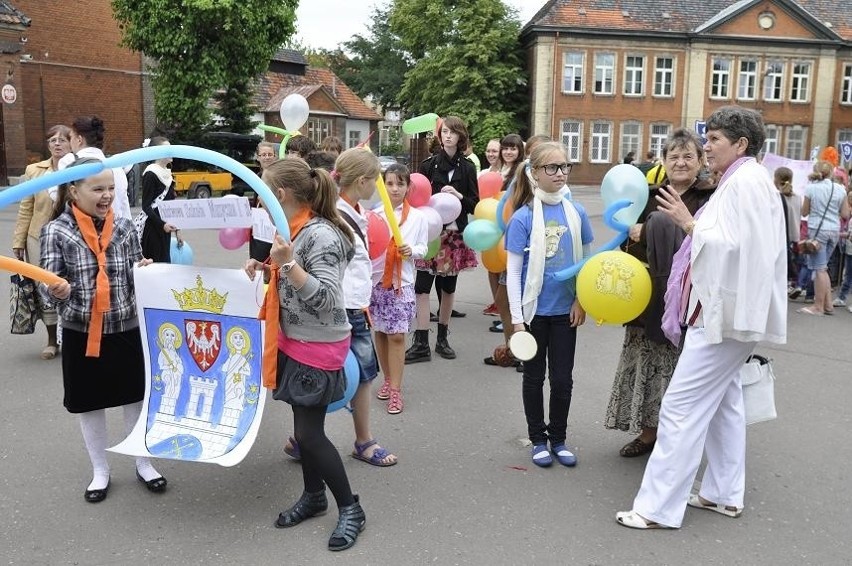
[
  {"xmin": 370, "ymin": 284, "xmax": 416, "ymax": 335},
  {"xmin": 414, "ymin": 229, "xmax": 478, "ymax": 276}
]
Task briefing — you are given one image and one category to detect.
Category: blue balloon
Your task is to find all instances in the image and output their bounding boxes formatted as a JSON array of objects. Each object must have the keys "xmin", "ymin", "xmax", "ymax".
[
  {"xmin": 463, "ymin": 219, "xmax": 503, "ymax": 251},
  {"xmin": 170, "ymin": 238, "xmax": 194, "ymax": 265},
  {"xmin": 600, "ymin": 164, "xmax": 649, "ymax": 226},
  {"xmin": 495, "ymin": 188, "xmax": 510, "ymax": 232},
  {"xmin": 551, "ymin": 199, "xmax": 632, "ymax": 282},
  {"xmin": 1, "ymin": 145, "xmax": 290, "ymax": 241},
  {"xmin": 328, "ymin": 350, "xmax": 360, "ymax": 413}
]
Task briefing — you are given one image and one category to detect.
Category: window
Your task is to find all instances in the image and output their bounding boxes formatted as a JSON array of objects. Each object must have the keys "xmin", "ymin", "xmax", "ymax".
[
  {"xmin": 624, "ymin": 55, "xmax": 645, "ymax": 95},
  {"xmin": 843, "ymin": 64, "xmax": 852, "ymax": 104},
  {"xmin": 560, "ymin": 120, "xmax": 582, "ymax": 162},
  {"xmin": 654, "ymin": 56, "xmax": 674, "ymax": 97},
  {"xmin": 790, "ymin": 62, "xmax": 810, "ymax": 102},
  {"xmin": 563, "ymin": 52, "xmax": 584, "ymax": 93},
  {"xmin": 737, "ymin": 60, "xmax": 757, "ymax": 100},
  {"xmin": 711, "ymin": 57, "xmax": 731, "ymax": 98},
  {"xmin": 785, "ymin": 126, "xmax": 807, "ymax": 160},
  {"xmin": 763, "ymin": 124, "xmax": 779, "ymax": 155},
  {"xmin": 594, "ymin": 53, "xmax": 615, "ymax": 95},
  {"xmin": 649, "ymin": 124, "xmax": 671, "ymax": 158},
  {"xmin": 347, "ymin": 130, "xmax": 362, "ymax": 148},
  {"xmin": 590, "ymin": 122, "xmax": 612, "ymax": 163},
  {"xmin": 306, "ymin": 118, "xmax": 331, "ymax": 145},
  {"xmin": 763, "ymin": 61, "xmax": 784, "ymax": 102},
  {"xmin": 620, "ymin": 122, "xmax": 642, "ymax": 162}
]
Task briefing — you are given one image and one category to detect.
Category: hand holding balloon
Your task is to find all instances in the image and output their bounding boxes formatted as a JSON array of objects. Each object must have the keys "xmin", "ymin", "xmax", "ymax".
[{"xmin": 48, "ymin": 280, "xmax": 70, "ymax": 300}]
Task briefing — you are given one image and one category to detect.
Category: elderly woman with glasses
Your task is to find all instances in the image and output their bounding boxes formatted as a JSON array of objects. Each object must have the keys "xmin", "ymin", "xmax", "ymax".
[
  {"xmin": 616, "ymin": 106, "xmax": 787, "ymax": 530},
  {"xmin": 12, "ymin": 124, "xmax": 72, "ymax": 359},
  {"xmin": 605, "ymin": 129, "xmax": 715, "ymax": 458}
]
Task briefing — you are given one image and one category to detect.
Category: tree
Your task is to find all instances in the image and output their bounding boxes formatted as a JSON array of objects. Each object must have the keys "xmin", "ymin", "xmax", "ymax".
[
  {"xmin": 213, "ymin": 78, "xmax": 257, "ymax": 134},
  {"xmin": 112, "ymin": 0, "xmax": 298, "ymax": 139},
  {"xmin": 389, "ymin": 0, "xmax": 528, "ymax": 153}
]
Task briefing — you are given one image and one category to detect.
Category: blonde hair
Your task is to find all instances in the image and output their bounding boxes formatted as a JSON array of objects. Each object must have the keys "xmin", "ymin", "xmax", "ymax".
[
  {"xmin": 774, "ymin": 167, "xmax": 793, "ymax": 196},
  {"xmin": 808, "ymin": 160, "xmax": 835, "ymax": 182},
  {"xmin": 334, "ymin": 147, "xmax": 380, "ymax": 188},
  {"xmin": 510, "ymin": 142, "xmax": 569, "ymax": 212},
  {"xmin": 263, "ymin": 158, "xmax": 354, "ymax": 244}
]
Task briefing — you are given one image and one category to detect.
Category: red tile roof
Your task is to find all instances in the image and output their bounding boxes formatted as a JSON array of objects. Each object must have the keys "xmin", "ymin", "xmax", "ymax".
[{"xmin": 0, "ymin": 1, "xmax": 29, "ymax": 26}]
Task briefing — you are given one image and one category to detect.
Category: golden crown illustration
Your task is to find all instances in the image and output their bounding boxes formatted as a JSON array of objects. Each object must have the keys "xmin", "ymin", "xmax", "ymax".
[{"xmin": 172, "ymin": 275, "xmax": 228, "ymax": 314}]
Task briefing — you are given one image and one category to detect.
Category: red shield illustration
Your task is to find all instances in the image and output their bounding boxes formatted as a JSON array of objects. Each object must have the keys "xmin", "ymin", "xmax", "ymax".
[{"xmin": 184, "ymin": 319, "xmax": 221, "ymax": 371}]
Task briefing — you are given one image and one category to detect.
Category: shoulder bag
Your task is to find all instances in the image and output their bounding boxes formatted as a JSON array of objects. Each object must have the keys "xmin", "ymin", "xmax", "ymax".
[{"xmin": 798, "ymin": 185, "xmax": 834, "ymax": 255}]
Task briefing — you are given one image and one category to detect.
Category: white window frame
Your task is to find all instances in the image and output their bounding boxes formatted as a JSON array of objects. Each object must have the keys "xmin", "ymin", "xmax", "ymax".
[
  {"xmin": 790, "ymin": 62, "xmax": 811, "ymax": 103},
  {"xmin": 560, "ymin": 120, "xmax": 583, "ymax": 162},
  {"xmin": 562, "ymin": 52, "xmax": 585, "ymax": 94},
  {"xmin": 653, "ymin": 56, "xmax": 674, "ymax": 97},
  {"xmin": 307, "ymin": 118, "xmax": 332, "ymax": 145},
  {"xmin": 710, "ymin": 57, "xmax": 731, "ymax": 99},
  {"xmin": 737, "ymin": 59, "xmax": 757, "ymax": 101},
  {"xmin": 842, "ymin": 64, "xmax": 852, "ymax": 105},
  {"xmin": 763, "ymin": 124, "xmax": 780, "ymax": 155},
  {"xmin": 785, "ymin": 126, "xmax": 807, "ymax": 160},
  {"xmin": 590, "ymin": 121, "xmax": 612, "ymax": 163},
  {"xmin": 649, "ymin": 123, "xmax": 671, "ymax": 158},
  {"xmin": 623, "ymin": 55, "xmax": 645, "ymax": 96},
  {"xmin": 763, "ymin": 60, "xmax": 784, "ymax": 102},
  {"xmin": 620, "ymin": 122, "xmax": 642, "ymax": 163},
  {"xmin": 594, "ymin": 53, "xmax": 615, "ymax": 95}
]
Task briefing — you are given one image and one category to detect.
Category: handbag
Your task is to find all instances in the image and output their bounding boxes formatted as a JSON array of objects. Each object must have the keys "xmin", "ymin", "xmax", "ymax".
[
  {"xmin": 10, "ymin": 274, "xmax": 39, "ymax": 335},
  {"xmin": 740, "ymin": 354, "xmax": 777, "ymax": 425},
  {"xmin": 798, "ymin": 185, "xmax": 835, "ymax": 255}
]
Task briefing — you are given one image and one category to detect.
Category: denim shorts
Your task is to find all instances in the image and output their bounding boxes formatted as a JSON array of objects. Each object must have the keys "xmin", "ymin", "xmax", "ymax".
[
  {"xmin": 806, "ymin": 230, "xmax": 838, "ymax": 271},
  {"xmin": 347, "ymin": 309, "xmax": 378, "ymax": 382}
]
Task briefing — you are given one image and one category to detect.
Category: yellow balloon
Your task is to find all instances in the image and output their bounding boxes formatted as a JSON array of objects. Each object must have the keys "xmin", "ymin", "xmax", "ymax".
[
  {"xmin": 576, "ymin": 251, "xmax": 651, "ymax": 325},
  {"xmin": 481, "ymin": 240, "xmax": 507, "ymax": 273},
  {"xmin": 474, "ymin": 197, "xmax": 500, "ymax": 222}
]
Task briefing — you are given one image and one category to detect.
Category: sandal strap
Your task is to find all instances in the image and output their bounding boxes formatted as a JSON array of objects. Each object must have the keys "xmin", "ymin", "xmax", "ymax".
[
  {"xmin": 353, "ymin": 439, "xmax": 378, "ymax": 455},
  {"xmin": 331, "ymin": 497, "xmax": 365, "ymax": 544}
]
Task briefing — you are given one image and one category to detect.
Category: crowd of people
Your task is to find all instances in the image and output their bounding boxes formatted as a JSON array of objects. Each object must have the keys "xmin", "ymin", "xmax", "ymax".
[{"xmin": 20, "ymin": 103, "xmax": 852, "ymax": 545}]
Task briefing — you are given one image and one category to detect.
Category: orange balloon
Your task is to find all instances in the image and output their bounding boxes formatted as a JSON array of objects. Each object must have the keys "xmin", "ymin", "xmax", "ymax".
[
  {"xmin": 481, "ymin": 240, "xmax": 507, "ymax": 273},
  {"xmin": 0, "ymin": 255, "xmax": 65, "ymax": 285},
  {"xmin": 502, "ymin": 197, "xmax": 514, "ymax": 225}
]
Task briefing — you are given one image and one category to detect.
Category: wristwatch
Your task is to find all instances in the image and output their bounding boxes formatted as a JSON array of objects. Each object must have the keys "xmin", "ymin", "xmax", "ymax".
[{"xmin": 280, "ymin": 259, "xmax": 297, "ymax": 273}]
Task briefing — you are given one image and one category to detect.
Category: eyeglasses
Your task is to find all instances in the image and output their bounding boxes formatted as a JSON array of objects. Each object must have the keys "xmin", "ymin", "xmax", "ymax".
[
  {"xmin": 540, "ymin": 163, "xmax": 572, "ymax": 175},
  {"xmin": 47, "ymin": 137, "xmax": 69, "ymax": 145},
  {"xmin": 258, "ymin": 153, "xmax": 275, "ymax": 158}
]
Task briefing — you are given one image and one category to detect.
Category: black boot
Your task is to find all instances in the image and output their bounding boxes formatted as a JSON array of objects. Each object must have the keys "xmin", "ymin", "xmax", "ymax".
[
  {"xmin": 435, "ymin": 323, "xmax": 456, "ymax": 359},
  {"xmin": 275, "ymin": 489, "xmax": 328, "ymax": 528},
  {"xmin": 328, "ymin": 494, "xmax": 366, "ymax": 551},
  {"xmin": 405, "ymin": 329, "xmax": 431, "ymax": 364}
]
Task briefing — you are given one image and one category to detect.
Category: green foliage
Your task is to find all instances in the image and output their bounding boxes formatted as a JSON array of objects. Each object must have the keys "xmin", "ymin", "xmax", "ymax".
[
  {"xmin": 380, "ymin": 128, "xmax": 404, "ymax": 156},
  {"xmin": 213, "ymin": 78, "xmax": 258, "ymax": 134},
  {"xmin": 389, "ymin": 0, "xmax": 528, "ymax": 153},
  {"xmin": 112, "ymin": 0, "xmax": 298, "ymax": 138}
]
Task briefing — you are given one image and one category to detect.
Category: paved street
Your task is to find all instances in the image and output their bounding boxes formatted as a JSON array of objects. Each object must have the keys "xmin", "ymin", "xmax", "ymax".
[{"xmin": 0, "ymin": 187, "xmax": 850, "ymax": 565}]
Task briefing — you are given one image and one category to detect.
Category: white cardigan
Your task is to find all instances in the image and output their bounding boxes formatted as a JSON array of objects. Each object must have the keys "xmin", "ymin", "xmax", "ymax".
[{"xmin": 690, "ymin": 158, "xmax": 787, "ymax": 345}]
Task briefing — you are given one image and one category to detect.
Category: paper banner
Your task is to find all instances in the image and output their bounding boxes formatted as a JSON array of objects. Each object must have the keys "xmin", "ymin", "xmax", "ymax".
[
  {"xmin": 110, "ymin": 264, "xmax": 266, "ymax": 467},
  {"xmin": 760, "ymin": 152, "xmax": 814, "ymax": 198},
  {"xmin": 156, "ymin": 197, "xmax": 253, "ymax": 230}
]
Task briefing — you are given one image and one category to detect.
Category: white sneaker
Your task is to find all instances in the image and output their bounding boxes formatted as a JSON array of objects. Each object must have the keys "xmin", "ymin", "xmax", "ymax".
[
  {"xmin": 847, "ymin": 305, "xmax": 852, "ymax": 313},
  {"xmin": 833, "ymin": 297, "xmax": 847, "ymax": 307}
]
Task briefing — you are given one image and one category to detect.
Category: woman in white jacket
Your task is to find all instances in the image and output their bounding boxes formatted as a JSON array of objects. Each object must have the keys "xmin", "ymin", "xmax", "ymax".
[{"xmin": 617, "ymin": 106, "xmax": 787, "ymax": 530}]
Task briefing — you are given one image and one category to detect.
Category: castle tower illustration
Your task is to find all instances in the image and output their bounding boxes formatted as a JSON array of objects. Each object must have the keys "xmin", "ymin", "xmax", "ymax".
[{"xmin": 187, "ymin": 376, "xmax": 217, "ymax": 422}]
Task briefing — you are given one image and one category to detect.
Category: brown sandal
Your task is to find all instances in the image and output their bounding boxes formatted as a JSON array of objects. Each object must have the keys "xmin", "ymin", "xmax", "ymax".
[{"xmin": 619, "ymin": 437, "xmax": 655, "ymax": 458}]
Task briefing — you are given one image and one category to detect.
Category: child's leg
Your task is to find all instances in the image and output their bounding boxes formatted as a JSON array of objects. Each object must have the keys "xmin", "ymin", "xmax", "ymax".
[
  {"xmin": 293, "ymin": 405, "xmax": 354, "ymax": 506},
  {"xmin": 386, "ymin": 333, "xmax": 406, "ymax": 391},
  {"xmin": 79, "ymin": 409, "xmax": 110, "ymax": 490},
  {"xmin": 374, "ymin": 331, "xmax": 389, "ymax": 379},
  {"xmin": 522, "ymin": 316, "xmax": 550, "ymax": 445},
  {"xmin": 544, "ymin": 315, "xmax": 577, "ymax": 446},
  {"xmin": 414, "ymin": 270, "xmax": 434, "ymax": 330},
  {"xmin": 841, "ymin": 254, "xmax": 852, "ymax": 299},
  {"xmin": 123, "ymin": 401, "xmax": 163, "ymax": 481}
]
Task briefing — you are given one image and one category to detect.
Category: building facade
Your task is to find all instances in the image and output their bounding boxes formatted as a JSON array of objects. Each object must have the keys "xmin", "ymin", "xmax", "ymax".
[{"xmin": 522, "ymin": 0, "xmax": 852, "ymax": 184}]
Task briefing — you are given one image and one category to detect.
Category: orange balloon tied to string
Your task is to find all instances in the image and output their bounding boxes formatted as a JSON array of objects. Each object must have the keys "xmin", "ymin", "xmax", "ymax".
[
  {"xmin": 481, "ymin": 240, "xmax": 507, "ymax": 273},
  {"xmin": 0, "ymin": 256, "xmax": 65, "ymax": 285}
]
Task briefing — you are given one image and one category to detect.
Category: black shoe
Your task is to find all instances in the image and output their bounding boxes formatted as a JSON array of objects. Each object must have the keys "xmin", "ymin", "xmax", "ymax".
[
  {"xmin": 429, "ymin": 312, "xmax": 438, "ymax": 322},
  {"xmin": 136, "ymin": 471, "xmax": 168, "ymax": 493},
  {"xmin": 516, "ymin": 362, "xmax": 524, "ymax": 373},
  {"xmin": 488, "ymin": 322, "xmax": 503, "ymax": 333},
  {"xmin": 451, "ymin": 309, "xmax": 466, "ymax": 318},
  {"xmin": 405, "ymin": 329, "xmax": 431, "ymax": 364},
  {"xmin": 328, "ymin": 495, "xmax": 366, "ymax": 551},
  {"xmin": 435, "ymin": 323, "xmax": 456, "ymax": 359},
  {"xmin": 275, "ymin": 489, "xmax": 328, "ymax": 528},
  {"xmin": 84, "ymin": 480, "xmax": 110, "ymax": 503}
]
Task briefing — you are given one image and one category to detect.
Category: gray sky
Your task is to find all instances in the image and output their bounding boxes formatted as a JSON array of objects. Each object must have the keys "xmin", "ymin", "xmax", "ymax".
[{"xmin": 294, "ymin": 0, "xmax": 548, "ymax": 51}]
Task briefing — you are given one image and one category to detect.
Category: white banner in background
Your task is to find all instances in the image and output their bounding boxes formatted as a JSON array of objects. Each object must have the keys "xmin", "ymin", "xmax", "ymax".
[
  {"xmin": 760, "ymin": 153, "xmax": 814, "ymax": 198},
  {"xmin": 156, "ymin": 197, "xmax": 253, "ymax": 230},
  {"xmin": 110, "ymin": 264, "xmax": 267, "ymax": 467}
]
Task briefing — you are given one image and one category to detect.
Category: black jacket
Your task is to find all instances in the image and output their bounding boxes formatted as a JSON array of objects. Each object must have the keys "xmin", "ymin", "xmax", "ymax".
[{"xmin": 419, "ymin": 150, "xmax": 479, "ymax": 232}]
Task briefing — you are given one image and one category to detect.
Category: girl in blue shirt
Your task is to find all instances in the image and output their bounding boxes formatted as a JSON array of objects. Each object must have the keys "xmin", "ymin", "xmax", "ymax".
[{"xmin": 505, "ymin": 142, "xmax": 593, "ymax": 468}]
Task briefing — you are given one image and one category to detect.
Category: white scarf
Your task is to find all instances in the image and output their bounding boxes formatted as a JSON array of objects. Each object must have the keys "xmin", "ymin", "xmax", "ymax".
[
  {"xmin": 144, "ymin": 162, "xmax": 173, "ymax": 189},
  {"xmin": 521, "ymin": 184, "xmax": 583, "ymax": 324}
]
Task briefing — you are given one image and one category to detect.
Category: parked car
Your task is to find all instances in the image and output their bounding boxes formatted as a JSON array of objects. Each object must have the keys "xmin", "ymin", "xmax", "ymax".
[
  {"xmin": 171, "ymin": 132, "xmax": 262, "ymax": 198},
  {"xmin": 378, "ymin": 155, "xmax": 398, "ymax": 172}
]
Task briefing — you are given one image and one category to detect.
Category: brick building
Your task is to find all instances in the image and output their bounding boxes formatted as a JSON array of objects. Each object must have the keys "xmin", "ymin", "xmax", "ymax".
[
  {"xmin": 522, "ymin": 0, "xmax": 852, "ymax": 184},
  {"xmin": 0, "ymin": 2, "xmax": 28, "ymax": 183}
]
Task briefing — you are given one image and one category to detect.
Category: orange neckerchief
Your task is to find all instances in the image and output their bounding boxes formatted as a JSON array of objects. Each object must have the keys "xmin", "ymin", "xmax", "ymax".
[
  {"xmin": 260, "ymin": 207, "xmax": 314, "ymax": 388},
  {"xmin": 71, "ymin": 204, "xmax": 115, "ymax": 357},
  {"xmin": 381, "ymin": 199, "xmax": 410, "ymax": 291}
]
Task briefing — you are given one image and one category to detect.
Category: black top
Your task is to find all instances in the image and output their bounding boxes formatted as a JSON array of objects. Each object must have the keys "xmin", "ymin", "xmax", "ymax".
[{"xmin": 419, "ymin": 149, "xmax": 479, "ymax": 232}]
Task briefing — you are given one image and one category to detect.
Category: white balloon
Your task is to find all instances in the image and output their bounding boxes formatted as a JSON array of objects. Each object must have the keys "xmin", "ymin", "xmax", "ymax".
[
  {"xmin": 428, "ymin": 193, "xmax": 462, "ymax": 225},
  {"xmin": 419, "ymin": 206, "xmax": 444, "ymax": 241},
  {"xmin": 280, "ymin": 94, "xmax": 310, "ymax": 131}
]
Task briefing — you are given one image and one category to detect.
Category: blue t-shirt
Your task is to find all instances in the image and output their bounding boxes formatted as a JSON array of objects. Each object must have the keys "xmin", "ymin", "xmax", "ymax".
[{"xmin": 505, "ymin": 200, "xmax": 594, "ymax": 316}]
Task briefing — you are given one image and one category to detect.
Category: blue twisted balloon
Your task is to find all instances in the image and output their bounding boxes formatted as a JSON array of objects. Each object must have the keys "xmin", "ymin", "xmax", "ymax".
[{"xmin": 0, "ymin": 145, "xmax": 290, "ymax": 241}]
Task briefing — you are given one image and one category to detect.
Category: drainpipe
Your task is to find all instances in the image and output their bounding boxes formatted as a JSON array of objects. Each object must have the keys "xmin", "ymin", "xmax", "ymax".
[{"xmin": 551, "ymin": 31, "xmax": 559, "ymax": 139}]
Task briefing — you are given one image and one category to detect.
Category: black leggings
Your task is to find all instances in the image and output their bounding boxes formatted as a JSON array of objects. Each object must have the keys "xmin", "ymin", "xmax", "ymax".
[
  {"xmin": 414, "ymin": 270, "xmax": 458, "ymax": 295},
  {"xmin": 292, "ymin": 405, "xmax": 354, "ymax": 507}
]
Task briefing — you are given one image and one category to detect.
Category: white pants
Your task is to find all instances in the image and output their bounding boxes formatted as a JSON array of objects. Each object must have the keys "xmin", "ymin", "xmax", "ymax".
[{"xmin": 633, "ymin": 327, "xmax": 756, "ymax": 527}]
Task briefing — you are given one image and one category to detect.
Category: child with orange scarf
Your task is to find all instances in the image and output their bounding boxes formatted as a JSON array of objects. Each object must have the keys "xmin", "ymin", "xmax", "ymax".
[
  {"xmin": 372, "ymin": 164, "xmax": 429, "ymax": 414},
  {"xmin": 41, "ymin": 158, "xmax": 166, "ymax": 503}
]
